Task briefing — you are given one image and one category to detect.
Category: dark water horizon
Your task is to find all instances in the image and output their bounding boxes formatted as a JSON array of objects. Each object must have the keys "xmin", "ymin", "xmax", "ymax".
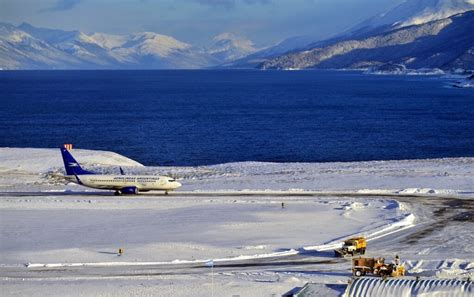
[{"xmin": 0, "ymin": 70, "xmax": 473, "ymax": 166}]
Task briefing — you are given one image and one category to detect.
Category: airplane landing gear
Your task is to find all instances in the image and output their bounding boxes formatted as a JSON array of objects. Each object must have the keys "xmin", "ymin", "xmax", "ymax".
[
  {"xmin": 114, "ymin": 190, "xmax": 122, "ymax": 196},
  {"xmin": 165, "ymin": 191, "xmax": 169, "ymax": 195}
]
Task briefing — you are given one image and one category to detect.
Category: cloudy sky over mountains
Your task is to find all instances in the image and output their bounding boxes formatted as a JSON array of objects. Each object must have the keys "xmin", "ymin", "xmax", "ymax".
[{"xmin": 1, "ymin": 0, "xmax": 403, "ymax": 46}]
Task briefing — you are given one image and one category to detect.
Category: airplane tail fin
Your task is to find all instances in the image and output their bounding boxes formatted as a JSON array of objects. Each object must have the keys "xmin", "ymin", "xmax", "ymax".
[{"xmin": 60, "ymin": 147, "xmax": 95, "ymax": 175}]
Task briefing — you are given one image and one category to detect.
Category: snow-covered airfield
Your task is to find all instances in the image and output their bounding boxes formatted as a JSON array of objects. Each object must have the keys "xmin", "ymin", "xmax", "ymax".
[{"xmin": 0, "ymin": 148, "xmax": 473, "ymax": 296}]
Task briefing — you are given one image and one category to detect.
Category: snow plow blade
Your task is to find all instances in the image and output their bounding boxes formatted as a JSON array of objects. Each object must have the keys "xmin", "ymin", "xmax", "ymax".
[{"xmin": 334, "ymin": 249, "xmax": 348, "ymax": 257}]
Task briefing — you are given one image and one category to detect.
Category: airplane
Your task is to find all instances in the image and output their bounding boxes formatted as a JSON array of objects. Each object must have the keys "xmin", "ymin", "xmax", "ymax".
[{"xmin": 60, "ymin": 147, "xmax": 182, "ymax": 195}]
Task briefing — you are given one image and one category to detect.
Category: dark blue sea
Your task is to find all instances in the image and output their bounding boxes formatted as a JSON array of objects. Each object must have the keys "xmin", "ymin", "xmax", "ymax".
[{"xmin": 0, "ymin": 70, "xmax": 473, "ymax": 166}]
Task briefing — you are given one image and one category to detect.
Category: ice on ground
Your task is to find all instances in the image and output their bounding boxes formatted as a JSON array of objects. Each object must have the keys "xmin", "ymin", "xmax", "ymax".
[
  {"xmin": 0, "ymin": 196, "xmax": 407, "ymax": 265},
  {"xmin": 399, "ymin": 188, "xmax": 436, "ymax": 194},
  {"xmin": 1, "ymin": 193, "xmax": 418, "ymax": 296},
  {"xmin": 24, "ymin": 199, "xmax": 415, "ymax": 270},
  {"xmin": 0, "ymin": 147, "xmax": 473, "ymax": 296},
  {"xmin": 342, "ymin": 201, "xmax": 367, "ymax": 210}
]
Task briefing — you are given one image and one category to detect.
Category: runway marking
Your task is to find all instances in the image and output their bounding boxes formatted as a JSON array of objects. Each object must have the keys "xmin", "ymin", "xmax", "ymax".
[{"xmin": 0, "ymin": 190, "xmax": 471, "ymax": 199}]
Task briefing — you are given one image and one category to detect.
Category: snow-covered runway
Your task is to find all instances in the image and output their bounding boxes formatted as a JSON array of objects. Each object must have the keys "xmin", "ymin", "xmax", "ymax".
[
  {"xmin": 1, "ymin": 194, "xmax": 411, "ymax": 264},
  {"xmin": 0, "ymin": 148, "xmax": 473, "ymax": 296}
]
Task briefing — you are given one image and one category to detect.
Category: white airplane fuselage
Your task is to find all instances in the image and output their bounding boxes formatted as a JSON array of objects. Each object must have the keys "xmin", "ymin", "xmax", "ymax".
[
  {"xmin": 60, "ymin": 147, "xmax": 182, "ymax": 195},
  {"xmin": 66, "ymin": 174, "xmax": 182, "ymax": 192}
]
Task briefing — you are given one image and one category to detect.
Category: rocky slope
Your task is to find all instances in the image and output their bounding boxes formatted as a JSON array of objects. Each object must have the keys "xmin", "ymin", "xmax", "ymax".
[
  {"xmin": 227, "ymin": 0, "xmax": 474, "ymax": 70},
  {"xmin": 260, "ymin": 11, "xmax": 474, "ymax": 70}
]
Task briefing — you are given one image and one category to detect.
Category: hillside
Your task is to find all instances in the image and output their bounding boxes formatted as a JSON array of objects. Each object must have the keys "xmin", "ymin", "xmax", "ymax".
[{"xmin": 260, "ymin": 11, "xmax": 474, "ymax": 70}]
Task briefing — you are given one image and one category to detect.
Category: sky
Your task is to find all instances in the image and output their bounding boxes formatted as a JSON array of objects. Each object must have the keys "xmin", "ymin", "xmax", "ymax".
[{"xmin": 0, "ymin": 0, "xmax": 404, "ymax": 47}]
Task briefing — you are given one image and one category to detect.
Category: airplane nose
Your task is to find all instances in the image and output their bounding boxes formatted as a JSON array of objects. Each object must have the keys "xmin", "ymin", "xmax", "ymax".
[{"xmin": 174, "ymin": 182, "xmax": 182, "ymax": 188}]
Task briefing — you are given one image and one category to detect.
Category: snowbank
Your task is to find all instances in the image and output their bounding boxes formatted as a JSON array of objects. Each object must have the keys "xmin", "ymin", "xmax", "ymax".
[
  {"xmin": 304, "ymin": 202, "xmax": 415, "ymax": 252},
  {"xmin": 0, "ymin": 147, "xmax": 143, "ymax": 174},
  {"xmin": 26, "ymin": 249, "xmax": 300, "ymax": 269}
]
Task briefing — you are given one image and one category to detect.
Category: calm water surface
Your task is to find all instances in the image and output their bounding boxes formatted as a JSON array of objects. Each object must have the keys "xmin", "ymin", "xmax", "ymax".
[{"xmin": 0, "ymin": 70, "xmax": 473, "ymax": 165}]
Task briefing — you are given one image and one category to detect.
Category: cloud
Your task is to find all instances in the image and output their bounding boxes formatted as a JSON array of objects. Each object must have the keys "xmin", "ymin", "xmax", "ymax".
[
  {"xmin": 193, "ymin": 0, "xmax": 270, "ymax": 8},
  {"xmin": 44, "ymin": 0, "xmax": 82, "ymax": 12}
]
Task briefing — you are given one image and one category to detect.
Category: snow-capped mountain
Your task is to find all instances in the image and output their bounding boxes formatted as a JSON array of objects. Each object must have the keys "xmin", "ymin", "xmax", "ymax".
[
  {"xmin": 3, "ymin": 0, "xmax": 472, "ymax": 70},
  {"xmin": 207, "ymin": 33, "xmax": 257, "ymax": 63},
  {"xmin": 108, "ymin": 32, "xmax": 209, "ymax": 69},
  {"xmin": 18, "ymin": 22, "xmax": 124, "ymax": 67},
  {"xmin": 0, "ymin": 22, "xmax": 84, "ymax": 69},
  {"xmin": 88, "ymin": 33, "xmax": 129, "ymax": 50},
  {"xmin": 351, "ymin": 0, "xmax": 474, "ymax": 32},
  {"xmin": 228, "ymin": 0, "xmax": 474, "ymax": 69},
  {"xmin": 260, "ymin": 11, "xmax": 474, "ymax": 70},
  {"xmin": 223, "ymin": 34, "xmax": 332, "ymax": 68},
  {"xmin": 0, "ymin": 23, "xmax": 217, "ymax": 69}
]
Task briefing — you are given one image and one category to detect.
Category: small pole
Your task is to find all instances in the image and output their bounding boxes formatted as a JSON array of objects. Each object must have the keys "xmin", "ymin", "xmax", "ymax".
[
  {"xmin": 281, "ymin": 202, "xmax": 285, "ymax": 209},
  {"xmin": 206, "ymin": 260, "xmax": 214, "ymax": 297}
]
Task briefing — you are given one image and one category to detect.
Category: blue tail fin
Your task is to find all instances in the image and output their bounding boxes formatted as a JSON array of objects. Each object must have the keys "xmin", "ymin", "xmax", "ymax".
[{"xmin": 60, "ymin": 148, "xmax": 95, "ymax": 175}]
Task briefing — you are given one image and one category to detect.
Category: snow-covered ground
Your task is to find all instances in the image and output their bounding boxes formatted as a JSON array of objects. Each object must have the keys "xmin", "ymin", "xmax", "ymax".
[
  {"xmin": 0, "ymin": 148, "xmax": 472, "ymax": 296},
  {"xmin": 1, "ymin": 148, "xmax": 472, "ymax": 196}
]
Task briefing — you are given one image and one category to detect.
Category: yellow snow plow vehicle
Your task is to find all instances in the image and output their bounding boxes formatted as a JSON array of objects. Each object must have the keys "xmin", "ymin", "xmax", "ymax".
[
  {"xmin": 334, "ymin": 236, "xmax": 366, "ymax": 257},
  {"xmin": 352, "ymin": 257, "xmax": 405, "ymax": 277}
]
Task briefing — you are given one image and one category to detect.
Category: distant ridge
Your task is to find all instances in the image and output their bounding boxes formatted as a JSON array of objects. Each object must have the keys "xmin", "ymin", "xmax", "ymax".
[
  {"xmin": 1, "ymin": 0, "xmax": 472, "ymax": 70},
  {"xmin": 228, "ymin": 0, "xmax": 474, "ymax": 71},
  {"xmin": 259, "ymin": 11, "xmax": 474, "ymax": 71},
  {"xmin": 0, "ymin": 23, "xmax": 259, "ymax": 69}
]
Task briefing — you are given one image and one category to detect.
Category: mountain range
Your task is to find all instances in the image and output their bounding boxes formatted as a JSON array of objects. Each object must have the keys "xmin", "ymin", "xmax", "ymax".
[
  {"xmin": 260, "ymin": 10, "xmax": 474, "ymax": 71},
  {"xmin": 232, "ymin": 0, "xmax": 474, "ymax": 70},
  {"xmin": 0, "ymin": 23, "xmax": 257, "ymax": 69},
  {"xmin": 1, "ymin": 0, "xmax": 473, "ymax": 70}
]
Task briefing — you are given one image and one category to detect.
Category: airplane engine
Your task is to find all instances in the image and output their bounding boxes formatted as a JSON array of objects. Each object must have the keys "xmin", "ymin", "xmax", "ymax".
[{"xmin": 121, "ymin": 187, "xmax": 139, "ymax": 194}]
